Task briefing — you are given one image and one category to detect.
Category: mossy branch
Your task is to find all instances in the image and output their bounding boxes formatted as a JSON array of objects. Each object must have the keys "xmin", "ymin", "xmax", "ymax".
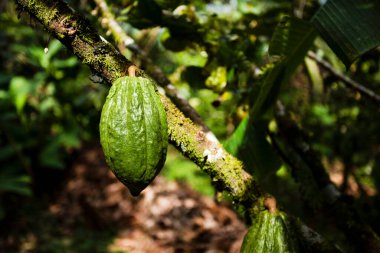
[
  {"xmin": 16, "ymin": 0, "xmax": 132, "ymax": 83},
  {"xmin": 14, "ymin": 0, "xmax": 259, "ymax": 205},
  {"xmin": 14, "ymin": 1, "xmax": 343, "ymax": 251}
]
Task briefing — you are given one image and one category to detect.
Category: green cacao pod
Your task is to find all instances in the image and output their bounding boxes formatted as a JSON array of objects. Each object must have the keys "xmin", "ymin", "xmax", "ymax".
[
  {"xmin": 99, "ymin": 76, "xmax": 168, "ymax": 196},
  {"xmin": 240, "ymin": 210, "xmax": 300, "ymax": 253}
]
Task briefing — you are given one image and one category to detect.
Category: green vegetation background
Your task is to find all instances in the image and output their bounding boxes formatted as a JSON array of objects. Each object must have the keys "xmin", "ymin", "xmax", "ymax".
[{"xmin": 1, "ymin": 0, "xmax": 380, "ymax": 252}]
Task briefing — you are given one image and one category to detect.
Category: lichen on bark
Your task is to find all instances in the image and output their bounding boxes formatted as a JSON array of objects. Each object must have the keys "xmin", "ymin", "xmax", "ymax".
[{"xmin": 16, "ymin": 0, "xmax": 132, "ymax": 84}]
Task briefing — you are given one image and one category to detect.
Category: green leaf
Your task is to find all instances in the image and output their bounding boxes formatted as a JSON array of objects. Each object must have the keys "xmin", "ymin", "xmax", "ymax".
[
  {"xmin": 166, "ymin": 44, "xmax": 208, "ymax": 67},
  {"xmin": 9, "ymin": 76, "xmax": 32, "ymax": 114},
  {"xmin": 250, "ymin": 62, "xmax": 286, "ymax": 121},
  {"xmin": 0, "ymin": 90, "xmax": 9, "ymax": 100},
  {"xmin": 52, "ymin": 57, "xmax": 78, "ymax": 69},
  {"xmin": 237, "ymin": 0, "xmax": 291, "ymax": 16},
  {"xmin": 205, "ymin": 66, "xmax": 227, "ymax": 92},
  {"xmin": 269, "ymin": 16, "xmax": 316, "ymax": 57},
  {"xmin": 224, "ymin": 16, "xmax": 316, "ymax": 179},
  {"xmin": 312, "ymin": 0, "xmax": 380, "ymax": 67},
  {"xmin": 41, "ymin": 40, "xmax": 63, "ymax": 69},
  {"xmin": 225, "ymin": 117, "xmax": 250, "ymax": 157},
  {"xmin": 224, "ymin": 117, "xmax": 281, "ymax": 179},
  {"xmin": 59, "ymin": 132, "xmax": 81, "ymax": 149},
  {"xmin": 269, "ymin": 16, "xmax": 317, "ymax": 74},
  {"xmin": 305, "ymin": 57, "xmax": 324, "ymax": 95},
  {"xmin": 39, "ymin": 97, "xmax": 59, "ymax": 114},
  {"xmin": 253, "ymin": 16, "xmax": 316, "ymax": 121},
  {"xmin": 0, "ymin": 171, "xmax": 31, "ymax": 196}
]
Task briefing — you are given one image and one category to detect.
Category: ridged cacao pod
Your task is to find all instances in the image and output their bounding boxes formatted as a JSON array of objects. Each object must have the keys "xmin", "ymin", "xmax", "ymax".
[
  {"xmin": 240, "ymin": 210, "xmax": 300, "ymax": 253},
  {"xmin": 100, "ymin": 76, "xmax": 168, "ymax": 196}
]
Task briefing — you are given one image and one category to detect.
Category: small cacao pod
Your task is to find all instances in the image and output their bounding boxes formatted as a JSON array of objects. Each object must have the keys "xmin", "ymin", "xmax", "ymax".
[
  {"xmin": 240, "ymin": 210, "xmax": 300, "ymax": 253},
  {"xmin": 99, "ymin": 76, "xmax": 168, "ymax": 196}
]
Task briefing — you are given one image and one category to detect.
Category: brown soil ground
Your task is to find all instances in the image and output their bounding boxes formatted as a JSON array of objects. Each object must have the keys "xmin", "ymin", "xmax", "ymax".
[{"xmin": 1, "ymin": 145, "xmax": 247, "ymax": 253}]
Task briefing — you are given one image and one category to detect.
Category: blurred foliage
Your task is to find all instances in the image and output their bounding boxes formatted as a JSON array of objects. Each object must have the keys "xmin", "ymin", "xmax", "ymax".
[
  {"xmin": 0, "ymin": 2, "xmax": 109, "ymax": 218},
  {"xmin": 115, "ymin": 0, "xmax": 380, "ymax": 249},
  {"xmin": 312, "ymin": 0, "xmax": 380, "ymax": 67},
  {"xmin": 1, "ymin": 0, "xmax": 380, "ymax": 251},
  {"xmin": 2, "ymin": 198, "xmax": 121, "ymax": 253},
  {"xmin": 163, "ymin": 146, "xmax": 214, "ymax": 196}
]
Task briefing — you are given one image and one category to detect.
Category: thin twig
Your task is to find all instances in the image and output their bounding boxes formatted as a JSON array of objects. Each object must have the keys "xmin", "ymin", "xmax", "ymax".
[{"xmin": 308, "ymin": 51, "xmax": 380, "ymax": 104}]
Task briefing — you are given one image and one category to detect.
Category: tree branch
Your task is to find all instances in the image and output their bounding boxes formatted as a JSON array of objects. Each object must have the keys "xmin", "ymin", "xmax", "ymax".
[
  {"xmin": 308, "ymin": 51, "xmax": 380, "ymax": 104},
  {"xmin": 14, "ymin": 0, "xmax": 258, "ymax": 205}
]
